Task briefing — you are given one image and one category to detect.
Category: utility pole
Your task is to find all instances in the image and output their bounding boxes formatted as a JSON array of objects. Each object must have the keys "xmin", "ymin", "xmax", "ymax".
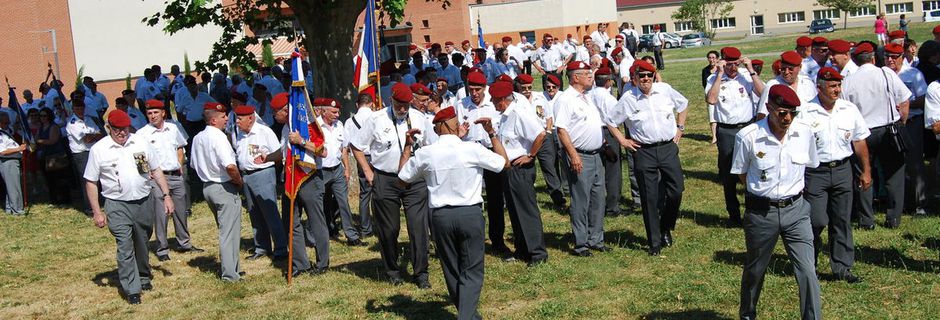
[{"xmin": 30, "ymin": 29, "xmax": 61, "ymax": 81}]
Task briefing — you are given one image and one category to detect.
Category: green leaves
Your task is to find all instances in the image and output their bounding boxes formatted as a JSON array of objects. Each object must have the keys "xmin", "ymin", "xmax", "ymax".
[{"xmin": 671, "ymin": 0, "xmax": 734, "ymax": 40}]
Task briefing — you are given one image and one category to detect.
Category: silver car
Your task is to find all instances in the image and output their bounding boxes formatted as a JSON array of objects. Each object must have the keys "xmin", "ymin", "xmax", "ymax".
[
  {"xmin": 681, "ymin": 32, "xmax": 712, "ymax": 48},
  {"xmin": 662, "ymin": 32, "xmax": 683, "ymax": 49}
]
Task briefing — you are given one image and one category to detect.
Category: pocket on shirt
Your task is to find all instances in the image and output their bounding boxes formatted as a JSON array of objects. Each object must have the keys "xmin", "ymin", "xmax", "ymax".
[
  {"xmin": 837, "ymin": 123, "xmax": 855, "ymax": 141},
  {"xmin": 754, "ymin": 156, "xmax": 776, "ymax": 170},
  {"xmin": 790, "ymin": 152, "xmax": 809, "ymax": 165}
]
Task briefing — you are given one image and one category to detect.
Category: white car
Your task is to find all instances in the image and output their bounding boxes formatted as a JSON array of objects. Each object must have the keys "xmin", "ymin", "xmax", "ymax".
[{"xmin": 926, "ymin": 10, "xmax": 940, "ymax": 22}]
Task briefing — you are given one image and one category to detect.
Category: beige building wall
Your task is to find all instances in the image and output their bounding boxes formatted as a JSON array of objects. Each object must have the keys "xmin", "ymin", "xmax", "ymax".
[{"xmin": 471, "ymin": 0, "xmax": 617, "ymax": 35}]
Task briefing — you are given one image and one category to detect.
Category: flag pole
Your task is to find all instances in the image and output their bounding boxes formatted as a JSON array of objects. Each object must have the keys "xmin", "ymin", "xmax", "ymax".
[
  {"xmin": 287, "ymin": 153, "xmax": 295, "ymax": 285},
  {"xmin": 373, "ymin": 0, "xmax": 383, "ymax": 111}
]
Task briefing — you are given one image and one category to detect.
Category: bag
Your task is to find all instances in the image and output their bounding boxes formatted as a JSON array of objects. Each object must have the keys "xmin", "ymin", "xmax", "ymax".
[
  {"xmin": 881, "ymin": 69, "xmax": 909, "ymax": 154},
  {"xmin": 45, "ymin": 153, "xmax": 69, "ymax": 171}
]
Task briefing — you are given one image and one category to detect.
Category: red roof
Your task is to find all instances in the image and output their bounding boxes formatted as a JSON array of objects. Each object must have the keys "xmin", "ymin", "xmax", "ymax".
[{"xmin": 617, "ymin": 0, "xmax": 683, "ymax": 8}]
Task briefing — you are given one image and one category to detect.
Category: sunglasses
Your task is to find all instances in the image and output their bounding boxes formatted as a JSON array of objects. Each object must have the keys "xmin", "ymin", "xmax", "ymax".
[
  {"xmin": 886, "ymin": 54, "xmax": 902, "ymax": 59},
  {"xmin": 636, "ymin": 72, "xmax": 655, "ymax": 79},
  {"xmin": 545, "ymin": 85, "xmax": 558, "ymax": 89},
  {"xmin": 774, "ymin": 109, "xmax": 799, "ymax": 118}
]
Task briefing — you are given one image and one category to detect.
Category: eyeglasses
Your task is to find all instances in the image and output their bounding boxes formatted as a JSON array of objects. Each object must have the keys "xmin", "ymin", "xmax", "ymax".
[
  {"xmin": 886, "ymin": 54, "xmax": 902, "ymax": 59},
  {"xmin": 520, "ymin": 85, "xmax": 533, "ymax": 91},
  {"xmin": 814, "ymin": 48, "xmax": 829, "ymax": 53},
  {"xmin": 636, "ymin": 72, "xmax": 655, "ymax": 79},
  {"xmin": 774, "ymin": 109, "xmax": 799, "ymax": 118},
  {"xmin": 545, "ymin": 85, "xmax": 558, "ymax": 89},
  {"xmin": 781, "ymin": 64, "xmax": 799, "ymax": 70}
]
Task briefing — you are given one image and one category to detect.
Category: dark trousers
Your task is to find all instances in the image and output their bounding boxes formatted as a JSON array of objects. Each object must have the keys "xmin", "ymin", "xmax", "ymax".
[
  {"xmin": 483, "ymin": 169, "xmax": 506, "ymax": 248},
  {"xmin": 503, "ymin": 162, "xmax": 547, "ymax": 261},
  {"xmin": 717, "ymin": 125, "xmax": 744, "ymax": 219},
  {"xmin": 372, "ymin": 169, "xmax": 430, "ymax": 280},
  {"xmin": 602, "ymin": 129, "xmax": 623, "ymax": 215},
  {"xmin": 432, "ymin": 205, "xmax": 485, "ymax": 320},
  {"xmin": 357, "ymin": 159, "xmax": 374, "ymax": 236},
  {"xmin": 805, "ymin": 161, "xmax": 855, "ymax": 274},
  {"xmin": 523, "ymin": 60, "xmax": 532, "ymax": 75},
  {"xmin": 537, "ymin": 133, "xmax": 565, "ymax": 205},
  {"xmin": 653, "ymin": 46, "xmax": 664, "ymax": 70},
  {"xmin": 904, "ymin": 115, "xmax": 926, "ymax": 211},
  {"xmin": 856, "ymin": 126, "xmax": 906, "ymax": 226},
  {"xmin": 633, "ymin": 141, "xmax": 684, "ymax": 250}
]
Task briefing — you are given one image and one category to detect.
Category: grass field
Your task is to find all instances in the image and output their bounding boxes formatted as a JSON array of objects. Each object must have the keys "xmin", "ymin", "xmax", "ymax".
[{"xmin": 1, "ymin": 23, "xmax": 940, "ymax": 320}]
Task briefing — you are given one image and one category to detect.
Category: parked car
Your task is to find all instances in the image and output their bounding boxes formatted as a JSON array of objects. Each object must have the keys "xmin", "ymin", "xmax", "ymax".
[
  {"xmin": 681, "ymin": 32, "xmax": 712, "ymax": 48},
  {"xmin": 808, "ymin": 18, "xmax": 835, "ymax": 34},
  {"xmin": 662, "ymin": 33, "xmax": 682, "ymax": 49},
  {"xmin": 638, "ymin": 33, "xmax": 682, "ymax": 52},
  {"xmin": 926, "ymin": 10, "xmax": 940, "ymax": 22}
]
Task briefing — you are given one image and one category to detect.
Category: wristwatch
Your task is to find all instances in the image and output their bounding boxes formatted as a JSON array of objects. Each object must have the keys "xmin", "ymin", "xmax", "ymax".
[{"xmin": 677, "ymin": 124, "xmax": 685, "ymax": 132}]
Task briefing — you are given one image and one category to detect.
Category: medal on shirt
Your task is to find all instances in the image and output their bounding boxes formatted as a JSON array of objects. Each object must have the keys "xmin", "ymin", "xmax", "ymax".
[
  {"xmin": 133, "ymin": 152, "xmax": 150, "ymax": 174},
  {"xmin": 760, "ymin": 170, "xmax": 767, "ymax": 181},
  {"xmin": 536, "ymin": 105, "xmax": 544, "ymax": 119},
  {"xmin": 738, "ymin": 87, "xmax": 745, "ymax": 98},
  {"xmin": 756, "ymin": 151, "xmax": 765, "ymax": 158},
  {"xmin": 844, "ymin": 131, "xmax": 851, "ymax": 140},
  {"xmin": 248, "ymin": 144, "xmax": 263, "ymax": 159}
]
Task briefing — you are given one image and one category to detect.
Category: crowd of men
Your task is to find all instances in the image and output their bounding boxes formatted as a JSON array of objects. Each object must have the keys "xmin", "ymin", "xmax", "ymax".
[{"xmin": 2, "ymin": 21, "xmax": 940, "ymax": 320}]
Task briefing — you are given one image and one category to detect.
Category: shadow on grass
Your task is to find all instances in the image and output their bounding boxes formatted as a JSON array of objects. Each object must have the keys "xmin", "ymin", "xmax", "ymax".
[
  {"xmin": 542, "ymin": 228, "xmax": 647, "ymax": 253},
  {"xmin": 712, "ymin": 250, "xmax": 794, "ymax": 277},
  {"xmin": 187, "ymin": 256, "xmax": 221, "ymax": 277},
  {"xmin": 365, "ymin": 294, "xmax": 455, "ymax": 320},
  {"xmin": 855, "ymin": 245, "xmax": 939, "ymax": 273},
  {"xmin": 682, "ymin": 133, "xmax": 714, "ymax": 144},
  {"xmin": 683, "ymin": 169, "xmax": 719, "ymax": 183},
  {"xmin": 642, "ymin": 309, "xmax": 733, "ymax": 320},
  {"xmin": 334, "ymin": 257, "xmax": 389, "ymax": 283},
  {"xmin": 681, "ymin": 210, "xmax": 729, "ymax": 229},
  {"xmin": 902, "ymin": 234, "xmax": 940, "ymax": 251}
]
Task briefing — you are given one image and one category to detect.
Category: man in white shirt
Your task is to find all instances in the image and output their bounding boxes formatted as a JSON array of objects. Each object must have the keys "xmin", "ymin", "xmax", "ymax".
[
  {"xmin": 887, "ymin": 43, "xmax": 930, "ymax": 216},
  {"xmin": 175, "ymin": 75, "xmax": 217, "ymax": 141},
  {"xmin": 801, "ymin": 37, "xmax": 829, "ymax": 80},
  {"xmin": 84, "ymin": 110, "xmax": 174, "ymax": 304},
  {"xmin": 731, "ymin": 85, "xmax": 821, "ymax": 320},
  {"xmin": 0, "ymin": 113, "xmax": 26, "ymax": 216},
  {"xmin": 344, "ymin": 93, "xmax": 377, "ymax": 238},
  {"xmin": 190, "ymin": 102, "xmax": 245, "ymax": 282},
  {"xmin": 799, "ymin": 68, "xmax": 870, "ymax": 284},
  {"xmin": 66, "ymin": 99, "xmax": 105, "ymax": 214},
  {"xmin": 842, "ymin": 42, "xmax": 912, "ymax": 229},
  {"xmin": 588, "ymin": 67, "xmax": 627, "ymax": 217},
  {"xmin": 575, "ymin": 36, "xmax": 593, "ymax": 64},
  {"xmin": 555, "ymin": 61, "xmax": 610, "ymax": 256},
  {"xmin": 532, "ymin": 34, "xmax": 571, "ymax": 87},
  {"xmin": 650, "ymin": 25, "xmax": 665, "ymax": 70},
  {"xmin": 311, "ymin": 97, "xmax": 363, "ymax": 247},
  {"xmin": 350, "ymin": 83, "xmax": 431, "ymax": 288},
  {"xmin": 517, "ymin": 74, "xmax": 564, "ymax": 207},
  {"xmin": 398, "ymin": 106, "xmax": 508, "ymax": 320},
  {"xmin": 827, "ymin": 39, "xmax": 858, "ymax": 77},
  {"xmin": 590, "ymin": 23, "xmax": 611, "ymax": 57},
  {"xmin": 758, "ymin": 51, "xmax": 817, "ymax": 116}
]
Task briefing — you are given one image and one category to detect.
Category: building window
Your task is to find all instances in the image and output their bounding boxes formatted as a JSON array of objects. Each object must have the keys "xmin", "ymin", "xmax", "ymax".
[
  {"xmin": 814, "ymin": 9, "xmax": 840, "ymax": 20},
  {"xmin": 925, "ymin": 1, "xmax": 940, "ymax": 11},
  {"xmin": 421, "ymin": 20, "xmax": 429, "ymax": 28},
  {"xmin": 778, "ymin": 11, "xmax": 806, "ymax": 23},
  {"xmin": 519, "ymin": 31, "xmax": 535, "ymax": 45},
  {"xmin": 849, "ymin": 5, "xmax": 876, "ymax": 17},
  {"xmin": 641, "ymin": 23, "xmax": 667, "ymax": 34},
  {"xmin": 423, "ymin": 35, "xmax": 430, "ymax": 43},
  {"xmin": 886, "ymin": 2, "xmax": 913, "ymax": 14},
  {"xmin": 710, "ymin": 18, "xmax": 736, "ymax": 29},
  {"xmin": 674, "ymin": 21, "xmax": 694, "ymax": 32}
]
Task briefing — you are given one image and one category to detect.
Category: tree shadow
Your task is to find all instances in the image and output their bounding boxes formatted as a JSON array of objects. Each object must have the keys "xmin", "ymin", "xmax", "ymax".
[
  {"xmin": 91, "ymin": 268, "xmax": 120, "ymax": 289},
  {"xmin": 902, "ymin": 234, "xmax": 940, "ymax": 251},
  {"xmin": 854, "ymin": 245, "xmax": 939, "ymax": 273},
  {"xmin": 683, "ymin": 169, "xmax": 719, "ymax": 183},
  {"xmin": 712, "ymin": 250, "xmax": 794, "ymax": 277},
  {"xmin": 642, "ymin": 309, "xmax": 733, "ymax": 320},
  {"xmin": 187, "ymin": 256, "xmax": 221, "ymax": 277},
  {"xmin": 682, "ymin": 133, "xmax": 713, "ymax": 144},
  {"xmin": 542, "ymin": 231, "xmax": 573, "ymax": 253},
  {"xmin": 333, "ymin": 257, "xmax": 389, "ymax": 283},
  {"xmin": 365, "ymin": 294, "xmax": 455, "ymax": 320},
  {"xmin": 541, "ymin": 228, "xmax": 647, "ymax": 253}
]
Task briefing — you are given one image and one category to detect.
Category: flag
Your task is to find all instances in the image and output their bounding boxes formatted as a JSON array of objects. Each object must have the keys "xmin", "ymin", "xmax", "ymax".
[
  {"xmin": 353, "ymin": 0, "xmax": 379, "ymax": 94},
  {"xmin": 6, "ymin": 84, "xmax": 31, "ymax": 143},
  {"xmin": 477, "ymin": 14, "xmax": 485, "ymax": 48},
  {"xmin": 284, "ymin": 49, "xmax": 325, "ymax": 200}
]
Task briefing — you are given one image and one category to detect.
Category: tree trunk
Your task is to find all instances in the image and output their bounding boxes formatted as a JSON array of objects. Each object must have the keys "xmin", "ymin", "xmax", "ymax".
[
  {"xmin": 843, "ymin": 11, "xmax": 848, "ymax": 30},
  {"xmin": 289, "ymin": 0, "xmax": 367, "ymax": 118}
]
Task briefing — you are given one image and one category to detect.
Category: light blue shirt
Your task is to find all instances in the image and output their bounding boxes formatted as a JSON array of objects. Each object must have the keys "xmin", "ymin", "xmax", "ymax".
[{"xmin": 174, "ymin": 89, "xmax": 217, "ymax": 122}]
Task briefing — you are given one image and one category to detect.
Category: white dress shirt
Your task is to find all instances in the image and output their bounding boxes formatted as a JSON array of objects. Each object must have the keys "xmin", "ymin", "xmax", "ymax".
[
  {"xmin": 575, "ymin": 45, "xmax": 591, "ymax": 64},
  {"xmin": 757, "ymin": 75, "xmax": 818, "ymax": 115},
  {"xmin": 527, "ymin": 91, "xmax": 552, "ymax": 129},
  {"xmin": 456, "ymin": 94, "xmax": 499, "ymax": 148},
  {"xmin": 319, "ymin": 117, "xmax": 346, "ymax": 169},
  {"xmin": 191, "ymin": 126, "xmax": 237, "ymax": 183},
  {"xmin": 800, "ymin": 57, "xmax": 824, "ymax": 80},
  {"xmin": 897, "ymin": 65, "xmax": 928, "ymax": 117},
  {"xmin": 842, "ymin": 63, "xmax": 912, "ymax": 128},
  {"xmin": 587, "ymin": 86, "xmax": 618, "ymax": 126},
  {"xmin": 532, "ymin": 45, "xmax": 568, "ymax": 72},
  {"xmin": 233, "ymin": 122, "xmax": 279, "ymax": 171},
  {"xmin": 174, "ymin": 90, "xmax": 217, "ymax": 122},
  {"xmin": 731, "ymin": 119, "xmax": 819, "ymax": 199},
  {"xmin": 345, "ymin": 107, "xmax": 375, "ymax": 154},
  {"xmin": 797, "ymin": 98, "xmax": 870, "ymax": 162},
  {"xmin": 65, "ymin": 114, "xmax": 101, "ymax": 153},
  {"xmin": 0, "ymin": 128, "xmax": 22, "ymax": 159},
  {"xmin": 554, "ymin": 86, "xmax": 604, "ymax": 151},
  {"xmin": 136, "ymin": 122, "xmax": 187, "ymax": 172},
  {"xmin": 84, "ymin": 134, "xmax": 159, "ymax": 201},
  {"xmin": 398, "ymin": 134, "xmax": 505, "ymax": 208},
  {"xmin": 590, "ymin": 30, "xmax": 610, "ymax": 54},
  {"xmin": 610, "ymin": 83, "xmax": 689, "ymax": 144},
  {"xmin": 923, "ymin": 81, "xmax": 940, "ymax": 138},
  {"xmin": 839, "ymin": 60, "xmax": 859, "ymax": 77},
  {"xmin": 706, "ymin": 72, "xmax": 757, "ymax": 124},
  {"xmin": 497, "ymin": 103, "xmax": 543, "ymax": 161},
  {"xmin": 351, "ymin": 107, "xmax": 429, "ymax": 174}
]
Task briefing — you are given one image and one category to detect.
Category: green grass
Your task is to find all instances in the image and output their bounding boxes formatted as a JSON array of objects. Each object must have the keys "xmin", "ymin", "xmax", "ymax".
[{"xmin": 1, "ymin": 22, "xmax": 940, "ymax": 319}]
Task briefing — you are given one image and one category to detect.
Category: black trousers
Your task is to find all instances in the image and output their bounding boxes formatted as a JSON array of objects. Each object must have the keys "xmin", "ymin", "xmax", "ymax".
[
  {"xmin": 855, "ymin": 126, "xmax": 906, "ymax": 226},
  {"xmin": 805, "ymin": 161, "xmax": 855, "ymax": 275},
  {"xmin": 717, "ymin": 125, "xmax": 743, "ymax": 219},
  {"xmin": 503, "ymin": 162, "xmax": 547, "ymax": 261},
  {"xmin": 372, "ymin": 169, "xmax": 429, "ymax": 280},
  {"xmin": 653, "ymin": 46, "xmax": 665, "ymax": 70},
  {"xmin": 483, "ymin": 169, "xmax": 506, "ymax": 248},
  {"xmin": 432, "ymin": 205, "xmax": 485, "ymax": 320},
  {"xmin": 602, "ymin": 129, "xmax": 623, "ymax": 215},
  {"xmin": 633, "ymin": 141, "xmax": 684, "ymax": 250}
]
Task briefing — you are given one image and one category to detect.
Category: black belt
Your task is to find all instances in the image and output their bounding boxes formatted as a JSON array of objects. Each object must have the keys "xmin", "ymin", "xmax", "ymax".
[
  {"xmin": 240, "ymin": 167, "xmax": 269, "ymax": 176},
  {"xmin": 638, "ymin": 140, "xmax": 672, "ymax": 148},
  {"xmin": 717, "ymin": 122, "xmax": 752, "ymax": 129},
  {"xmin": 372, "ymin": 167, "xmax": 397, "ymax": 176},
  {"xmin": 576, "ymin": 148, "xmax": 600, "ymax": 155},
  {"xmin": 818, "ymin": 157, "xmax": 850, "ymax": 168},
  {"xmin": 322, "ymin": 165, "xmax": 341, "ymax": 171},
  {"xmin": 870, "ymin": 123, "xmax": 893, "ymax": 130},
  {"xmin": 746, "ymin": 192, "xmax": 803, "ymax": 209},
  {"xmin": 163, "ymin": 170, "xmax": 182, "ymax": 176}
]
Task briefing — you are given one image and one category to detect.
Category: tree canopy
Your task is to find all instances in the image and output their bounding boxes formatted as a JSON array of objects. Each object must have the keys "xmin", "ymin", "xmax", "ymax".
[
  {"xmin": 671, "ymin": 0, "xmax": 734, "ymax": 39},
  {"xmin": 816, "ymin": 0, "xmax": 873, "ymax": 29}
]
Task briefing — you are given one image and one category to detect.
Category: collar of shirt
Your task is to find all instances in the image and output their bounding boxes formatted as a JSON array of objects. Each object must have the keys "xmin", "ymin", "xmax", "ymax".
[{"xmin": 102, "ymin": 134, "xmax": 137, "ymax": 149}]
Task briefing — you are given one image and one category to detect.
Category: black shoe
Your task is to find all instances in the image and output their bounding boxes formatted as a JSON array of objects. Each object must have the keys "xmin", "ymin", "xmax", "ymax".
[
  {"xmin": 238, "ymin": 271, "xmax": 247, "ymax": 277},
  {"xmin": 177, "ymin": 246, "xmax": 205, "ymax": 253},
  {"xmin": 127, "ymin": 293, "xmax": 141, "ymax": 305},
  {"xmin": 141, "ymin": 283, "xmax": 153, "ymax": 291},
  {"xmin": 291, "ymin": 268, "xmax": 309, "ymax": 278},
  {"xmin": 573, "ymin": 250, "xmax": 593, "ymax": 257},
  {"xmin": 648, "ymin": 247, "xmax": 662, "ymax": 256},
  {"xmin": 389, "ymin": 274, "xmax": 404, "ymax": 286},
  {"xmin": 246, "ymin": 252, "xmax": 267, "ymax": 260},
  {"xmin": 347, "ymin": 239, "xmax": 367, "ymax": 247},
  {"xmin": 416, "ymin": 278, "xmax": 431, "ymax": 289},
  {"xmin": 885, "ymin": 219, "xmax": 900, "ymax": 229},
  {"xmin": 272, "ymin": 255, "xmax": 288, "ymax": 262},
  {"xmin": 527, "ymin": 258, "xmax": 546, "ymax": 267},
  {"xmin": 662, "ymin": 231, "xmax": 674, "ymax": 248},
  {"xmin": 836, "ymin": 270, "xmax": 862, "ymax": 284},
  {"xmin": 859, "ymin": 224, "xmax": 875, "ymax": 230},
  {"xmin": 157, "ymin": 254, "xmax": 170, "ymax": 262},
  {"xmin": 726, "ymin": 216, "xmax": 742, "ymax": 228},
  {"xmin": 491, "ymin": 244, "xmax": 513, "ymax": 257},
  {"xmin": 590, "ymin": 245, "xmax": 613, "ymax": 252},
  {"xmin": 310, "ymin": 267, "xmax": 328, "ymax": 275}
]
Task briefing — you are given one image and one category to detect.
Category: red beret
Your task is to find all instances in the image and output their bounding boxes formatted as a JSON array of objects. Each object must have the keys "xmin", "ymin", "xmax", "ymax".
[
  {"xmin": 380, "ymin": 60, "xmax": 397, "ymax": 75},
  {"xmin": 796, "ymin": 36, "xmax": 812, "ymax": 47},
  {"xmin": 632, "ymin": 60, "xmax": 656, "ymax": 73},
  {"xmin": 812, "ymin": 37, "xmax": 828, "ymax": 46},
  {"xmin": 817, "ymin": 67, "xmax": 843, "ymax": 81},
  {"xmin": 546, "ymin": 74, "xmax": 561, "ymax": 87},
  {"xmin": 391, "ymin": 83, "xmax": 413, "ymax": 103},
  {"xmin": 888, "ymin": 30, "xmax": 906, "ymax": 40},
  {"xmin": 203, "ymin": 102, "xmax": 225, "ymax": 112},
  {"xmin": 615, "ymin": 34, "xmax": 624, "ymax": 40},
  {"xmin": 432, "ymin": 106, "xmax": 456, "ymax": 124},
  {"xmin": 772, "ymin": 59, "xmax": 782, "ymax": 73},
  {"xmin": 542, "ymin": 33, "xmax": 552, "ymax": 39},
  {"xmin": 496, "ymin": 74, "xmax": 514, "ymax": 83},
  {"xmin": 467, "ymin": 71, "xmax": 487, "ymax": 86},
  {"xmin": 501, "ymin": 36, "xmax": 512, "ymax": 43},
  {"xmin": 853, "ymin": 43, "xmax": 874, "ymax": 55},
  {"xmin": 653, "ymin": 25, "xmax": 660, "ymax": 30},
  {"xmin": 583, "ymin": 35, "xmax": 591, "ymax": 42},
  {"xmin": 768, "ymin": 84, "xmax": 801, "ymax": 108},
  {"xmin": 488, "ymin": 81, "xmax": 513, "ymax": 99},
  {"xmin": 462, "ymin": 40, "xmax": 470, "ymax": 45},
  {"xmin": 516, "ymin": 74, "xmax": 533, "ymax": 84},
  {"xmin": 934, "ymin": 25, "xmax": 940, "ymax": 34},
  {"xmin": 312, "ymin": 97, "xmax": 338, "ymax": 108},
  {"xmin": 720, "ymin": 47, "xmax": 741, "ymax": 60},
  {"xmin": 611, "ymin": 47, "xmax": 623, "ymax": 57},
  {"xmin": 751, "ymin": 59, "xmax": 764, "ymax": 66},
  {"xmin": 234, "ymin": 105, "xmax": 255, "ymax": 116},
  {"xmin": 780, "ymin": 51, "xmax": 802, "ymax": 66},
  {"xmin": 431, "ymin": 43, "xmax": 442, "ymax": 50},
  {"xmin": 828, "ymin": 39, "xmax": 851, "ymax": 54},
  {"xmin": 884, "ymin": 43, "xmax": 904, "ymax": 55},
  {"xmin": 108, "ymin": 109, "xmax": 131, "ymax": 127},
  {"xmin": 424, "ymin": 43, "xmax": 432, "ymax": 49},
  {"xmin": 145, "ymin": 99, "xmax": 164, "ymax": 110},
  {"xmin": 445, "ymin": 41, "xmax": 454, "ymax": 46},
  {"xmin": 410, "ymin": 83, "xmax": 432, "ymax": 96},
  {"xmin": 567, "ymin": 33, "xmax": 572, "ymax": 38},
  {"xmin": 566, "ymin": 61, "xmax": 590, "ymax": 71},
  {"xmin": 409, "ymin": 44, "xmax": 418, "ymax": 50},
  {"xmin": 271, "ymin": 92, "xmax": 289, "ymax": 110},
  {"xmin": 595, "ymin": 66, "xmax": 612, "ymax": 76},
  {"xmin": 436, "ymin": 77, "xmax": 448, "ymax": 83}
]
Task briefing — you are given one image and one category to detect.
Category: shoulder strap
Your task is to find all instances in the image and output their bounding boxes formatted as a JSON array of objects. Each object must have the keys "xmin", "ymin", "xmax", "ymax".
[
  {"xmin": 880, "ymin": 68, "xmax": 896, "ymax": 122},
  {"xmin": 351, "ymin": 113, "xmax": 362, "ymax": 129}
]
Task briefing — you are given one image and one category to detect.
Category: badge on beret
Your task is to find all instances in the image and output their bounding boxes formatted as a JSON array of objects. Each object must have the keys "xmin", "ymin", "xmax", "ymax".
[{"xmin": 756, "ymin": 151, "xmax": 765, "ymax": 158}]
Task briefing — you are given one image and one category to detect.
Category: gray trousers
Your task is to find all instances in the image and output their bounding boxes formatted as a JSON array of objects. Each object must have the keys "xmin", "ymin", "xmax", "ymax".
[
  {"xmin": 0, "ymin": 158, "xmax": 24, "ymax": 215},
  {"xmin": 372, "ymin": 169, "xmax": 429, "ymax": 280},
  {"xmin": 151, "ymin": 174, "xmax": 192, "ymax": 256},
  {"xmin": 287, "ymin": 175, "xmax": 327, "ymax": 270},
  {"xmin": 805, "ymin": 161, "xmax": 855, "ymax": 274},
  {"xmin": 72, "ymin": 151, "xmax": 90, "ymax": 211},
  {"xmin": 904, "ymin": 115, "xmax": 926, "ymax": 211},
  {"xmin": 717, "ymin": 125, "xmax": 744, "ymax": 218},
  {"xmin": 244, "ymin": 167, "xmax": 288, "ymax": 257},
  {"xmin": 566, "ymin": 151, "xmax": 605, "ymax": 253},
  {"xmin": 104, "ymin": 196, "xmax": 153, "ymax": 295},
  {"xmin": 536, "ymin": 133, "xmax": 565, "ymax": 204},
  {"xmin": 503, "ymin": 162, "xmax": 548, "ymax": 261},
  {"xmin": 432, "ymin": 205, "xmax": 485, "ymax": 320},
  {"xmin": 320, "ymin": 165, "xmax": 359, "ymax": 241},
  {"xmin": 602, "ymin": 129, "xmax": 623, "ymax": 215},
  {"xmin": 556, "ymin": 131, "xmax": 571, "ymax": 194},
  {"xmin": 856, "ymin": 126, "xmax": 906, "ymax": 226},
  {"xmin": 203, "ymin": 181, "xmax": 243, "ymax": 281},
  {"xmin": 740, "ymin": 196, "xmax": 821, "ymax": 320},
  {"xmin": 633, "ymin": 142, "xmax": 684, "ymax": 250},
  {"xmin": 357, "ymin": 159, "xmax": 374, "ymax": 236}
]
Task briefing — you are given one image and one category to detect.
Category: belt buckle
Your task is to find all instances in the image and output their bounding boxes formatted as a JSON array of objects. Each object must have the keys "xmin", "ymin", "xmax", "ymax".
[{"xmin": 827, "ymin": 161, "xmax": 838, "ymax": 168}]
